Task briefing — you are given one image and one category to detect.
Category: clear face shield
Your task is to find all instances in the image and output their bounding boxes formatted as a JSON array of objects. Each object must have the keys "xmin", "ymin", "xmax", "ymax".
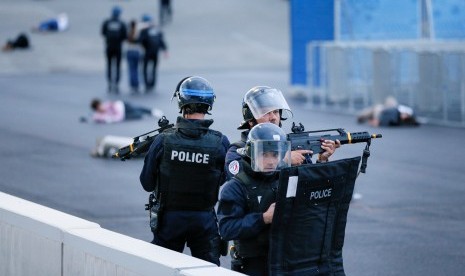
[
  {"xmin": 244, "ymin": 87, "xmax": 293, "ymax": 120},
  {"xmin": 250, "ymin": 140, "xmax": 291, "ymax": 172}
]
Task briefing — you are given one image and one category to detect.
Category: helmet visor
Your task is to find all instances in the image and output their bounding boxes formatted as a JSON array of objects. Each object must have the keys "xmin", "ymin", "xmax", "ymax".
[
  {"xmin": 250, "ymin": 140, "xmax": 291, "ymax": 172},
  {"xmin": 244, "ymin": 87, "xmax": 292, "ymax": 120}
]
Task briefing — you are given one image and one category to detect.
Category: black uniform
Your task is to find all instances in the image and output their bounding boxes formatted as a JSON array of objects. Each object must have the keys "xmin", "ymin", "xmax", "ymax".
[
  {"xmin": 217, "ymin": 158, "xmax": 279, "ymax": 276},
  {"xmin": 101, "ymin": 15, "xmax": 127, "ymax": 92},
  {"xmin": 140, "ymin": 117, "xmax": 230, "ymax": 266},
  {"xmin": 159, "ymin": 0, "xmax": 173, "ymax": 26},
  {"xmin": 224, "ymin": 130, "xmax": 249, "ymax": 180},
  {"xmin": 139, "ymin": 25, "xmax": 167, "ymax": 92}
]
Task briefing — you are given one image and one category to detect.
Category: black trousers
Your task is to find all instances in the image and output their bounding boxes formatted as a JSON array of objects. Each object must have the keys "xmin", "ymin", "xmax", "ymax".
[
  {"xmin": 151, "ymin": 210, "xmax": 221, "ymax": 266},
  {"xmin": 143, "ymin": 55, "xmax": 159, "ymax": 91},
  {"xmin": 235, "ymin": 256, "xmax": 268, "ymax": 276},
  {"xmin": 105, "ymin": 48, "xmax": 122, "ymax": 86}
]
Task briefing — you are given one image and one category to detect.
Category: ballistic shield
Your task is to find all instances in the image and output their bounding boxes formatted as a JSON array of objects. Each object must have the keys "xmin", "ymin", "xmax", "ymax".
[{"xmin": 269, "ymin": 157, "xmax": 361, "ymax": 275}]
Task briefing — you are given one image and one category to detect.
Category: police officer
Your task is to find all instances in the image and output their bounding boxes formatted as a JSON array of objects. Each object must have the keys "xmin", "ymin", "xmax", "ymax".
[
  {"xmin": 101, "ymin": 6, "xmax": 127, "ymax": 93},
  {"xmin": 140, "ymin": 76, "xmax": 230, "ymax": 266},
  {"xmin": 225, "ymin": 86, "xmax": 339, "ymax": 180},
  {"xmin": 138, "ymin": 14, "xmax": 168, "ymax": 93},
  {"xmin": 217, "ymin": 123, "xmax": 291, "ymax": 275}
]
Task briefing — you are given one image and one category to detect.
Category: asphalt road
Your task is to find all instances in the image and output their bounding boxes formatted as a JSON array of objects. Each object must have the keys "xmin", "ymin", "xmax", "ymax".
[{"xmin": 1, "ymin": 1, "xmax": 465, "ymax": 275}]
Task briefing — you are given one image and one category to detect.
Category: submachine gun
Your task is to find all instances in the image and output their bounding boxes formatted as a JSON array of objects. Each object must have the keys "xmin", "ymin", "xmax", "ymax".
[
  {"xmin": 112, "ymin": 116, "xmax": 173, "ymax": 232},
  {"xmin": 112, "ymin": 116, "xmax": 173, "ymax": 160},
  {"xmin": 288, "ymin": 122, "xmax": 382, "ymax": 173}
]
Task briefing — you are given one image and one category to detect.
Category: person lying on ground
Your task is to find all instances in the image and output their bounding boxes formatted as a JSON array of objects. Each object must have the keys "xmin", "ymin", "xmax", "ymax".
[{"xmin": 86, "ymin": 98, "xmax": 163, "ymax": 123}]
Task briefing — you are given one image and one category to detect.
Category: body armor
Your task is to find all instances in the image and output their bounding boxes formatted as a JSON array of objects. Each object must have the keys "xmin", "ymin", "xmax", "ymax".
[
  {"xmin": 159, "ymin": 128, "xmax": 223, "ymax": 210},
  {"xmin": 233, "ymin": 168, "xmax": 279, "ymax": 258}
]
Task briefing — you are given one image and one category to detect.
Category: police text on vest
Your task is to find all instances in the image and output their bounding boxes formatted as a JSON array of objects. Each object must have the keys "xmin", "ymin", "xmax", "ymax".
[{"xmin": 171, "ymin": 150, "xmax": 209, "ymax": 164}]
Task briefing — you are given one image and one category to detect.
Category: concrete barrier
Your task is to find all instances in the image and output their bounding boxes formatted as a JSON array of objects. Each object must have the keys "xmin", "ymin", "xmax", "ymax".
[{"xmin": 0, "ymin": 192, "xmax": 241, "ymax": 276}]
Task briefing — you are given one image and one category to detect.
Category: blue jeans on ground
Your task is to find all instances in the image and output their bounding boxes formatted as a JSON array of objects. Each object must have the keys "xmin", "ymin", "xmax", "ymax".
[{"xmin": 39, "ymin": 19, "xmax": 58, "ymax": 31}]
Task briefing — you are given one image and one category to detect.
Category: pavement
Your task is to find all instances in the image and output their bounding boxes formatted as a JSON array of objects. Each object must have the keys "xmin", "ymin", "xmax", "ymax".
[{"xmin": 1, "ymin": 0, "xmax": 465, "ymax": 275}]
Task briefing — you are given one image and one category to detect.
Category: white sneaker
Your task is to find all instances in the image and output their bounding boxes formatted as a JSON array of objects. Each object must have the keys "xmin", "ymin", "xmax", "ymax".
[{"xmin": 151, "ymin": 108, "xmax": 164, "ymax": 118}]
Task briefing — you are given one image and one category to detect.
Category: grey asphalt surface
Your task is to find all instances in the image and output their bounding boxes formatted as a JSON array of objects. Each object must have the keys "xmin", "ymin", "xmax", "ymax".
[{"xmin": 1, "ymin": 1, "xmax": 465, "ymax": 275}]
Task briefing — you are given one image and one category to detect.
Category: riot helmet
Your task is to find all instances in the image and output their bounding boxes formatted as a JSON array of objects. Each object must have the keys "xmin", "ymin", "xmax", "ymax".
[
  {"xmin": 141, "ymin": 13, "xmax": 152, "ymax": 23},
  {"xmin": 172, "ymin": 76, "xmax": 216, "ymax": 114},
  {"xmin": 245, "ymin": 123, "xmax": 291, "ymax": 172},
  {"xmin": 238, "ymin": 86, "xmax": 293, "ymax": 129},
  {"xmin": 112, "ymin": 6, "xmax": 122, "ymax": 18}
]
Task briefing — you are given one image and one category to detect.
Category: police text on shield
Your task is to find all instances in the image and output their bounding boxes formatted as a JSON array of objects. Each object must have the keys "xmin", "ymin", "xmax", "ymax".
[{"xmin": 309, "ymin": 188, "xmax": 332, "ymax": 201}]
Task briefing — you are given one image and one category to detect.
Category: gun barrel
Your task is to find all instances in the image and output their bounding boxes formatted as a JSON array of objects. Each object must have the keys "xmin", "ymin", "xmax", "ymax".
[{"xmin": 341, "ymin": 132, "xmax": 382, "ymax": 145}]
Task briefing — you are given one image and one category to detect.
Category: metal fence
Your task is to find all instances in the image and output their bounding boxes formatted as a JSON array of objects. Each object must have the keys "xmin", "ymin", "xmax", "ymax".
[{"xmin": 306, "ymin": 40, "xmax": 465, "ymax": 127}]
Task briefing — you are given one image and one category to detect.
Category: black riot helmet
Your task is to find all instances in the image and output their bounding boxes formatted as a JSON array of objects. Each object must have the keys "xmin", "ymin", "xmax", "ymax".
[
  {"xmin": 172, "ymin": 76, "xmax": 216, "ymax": 114},
  {"xmin": 237, "ymin": 86, "xmax": 293, "ymax": 130},
  {"xmin": 244, "ymin": 123, "xmax": 291, "ymax": 172}
]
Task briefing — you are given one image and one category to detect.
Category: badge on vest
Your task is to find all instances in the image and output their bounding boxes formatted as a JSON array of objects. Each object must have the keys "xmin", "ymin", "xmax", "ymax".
[{"xmin": 228, "ymin": 160, "xmax": 240, "ymax": 175}]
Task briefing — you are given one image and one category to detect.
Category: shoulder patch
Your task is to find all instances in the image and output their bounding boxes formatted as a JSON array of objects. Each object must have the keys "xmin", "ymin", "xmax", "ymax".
[{"xmin": 228, "ymin": 160, "xmax": 240, "ymax": 175}]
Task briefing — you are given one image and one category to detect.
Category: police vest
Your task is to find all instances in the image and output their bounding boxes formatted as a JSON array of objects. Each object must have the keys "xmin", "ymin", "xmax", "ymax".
[
  {"xmin": 159, "ymin": 128, "xmax": 223, "ymax": 211},
  {"xmin": 233, "ymin": 170, "xmax": 278, "ymax": 258},
  {"xmin": 145, "ymin": 28, "xmax": 161, "ymax": 55},
  {"xmin": 105, "ymin": 20, "xmax": 124, "ymax": 45}
]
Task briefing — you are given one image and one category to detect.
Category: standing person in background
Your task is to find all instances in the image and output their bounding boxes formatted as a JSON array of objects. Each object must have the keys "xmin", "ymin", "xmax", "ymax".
[
  {"xmin": 159, "ymin": 0, "xmax": 173, "ymax": 26},
  {"xmin": 139, "ymin": 14, "xmax": 168, "ymax": 93},
  {"xmin": 126, "ymin": 19, "xmax": 142, "ymax": 94},
  {"xmin": 101, "ymin": 6, "xmax": 127, "ymax": 94}
]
